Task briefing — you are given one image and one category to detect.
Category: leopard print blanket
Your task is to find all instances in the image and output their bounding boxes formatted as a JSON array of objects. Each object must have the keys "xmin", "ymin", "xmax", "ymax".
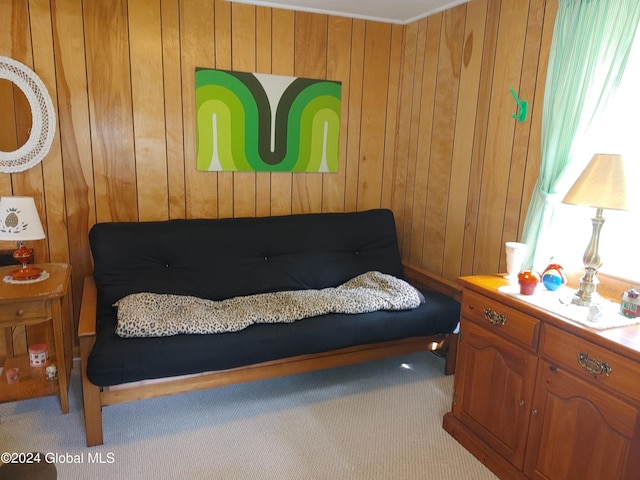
[{"xmin": 114, "ymin": 271, "xmax": 423, "ymax": 338}]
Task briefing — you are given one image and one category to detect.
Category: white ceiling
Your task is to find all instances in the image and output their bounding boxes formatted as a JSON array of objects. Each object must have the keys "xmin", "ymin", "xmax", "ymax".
[{"xmin": 227, "ymin": 0, "xmax": 470, "ymax": 25}]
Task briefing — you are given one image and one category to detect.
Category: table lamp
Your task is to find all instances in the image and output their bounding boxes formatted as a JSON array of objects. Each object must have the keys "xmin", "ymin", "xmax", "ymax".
[
  {"xmin": 561, "ymin": 154, "xmax": 631, "ymax": 307},
  {"xmin": 0, "ymin": 196, "xmax": 46, "ymax": 281}
]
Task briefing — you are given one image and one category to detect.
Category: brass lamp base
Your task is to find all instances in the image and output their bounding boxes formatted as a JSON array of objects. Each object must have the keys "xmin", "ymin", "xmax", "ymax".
[
  {"xmin": 571, "ymin": 208, "xmax": 605, "ymax": 308},
  {"xmin": 571, "ymin": 272, "xmax": 600, "ymax": 307}
]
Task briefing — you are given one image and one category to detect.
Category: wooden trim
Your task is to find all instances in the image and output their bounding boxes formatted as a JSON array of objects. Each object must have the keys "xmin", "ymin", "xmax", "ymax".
[
  {"xmin": 403, "ymin": 261, "xmax": 462, "ymax": 302},
  {"xmin": 443, "ymin": 413, "xmax": 529, "ymax": 480},
  {"xmin": 78, "ymin": 275, "xmax": 102, "ymax": 446},
  {"xmin": 78, "ymin": 276, "xmax": 97, "ymax": 337},
  {"xmin": 99, "ymin": 336, "xmax": 450, "ymax": 406},
  {"xmin": 80, "ymin": 331, "xmax": 102, "ymax": 447}
]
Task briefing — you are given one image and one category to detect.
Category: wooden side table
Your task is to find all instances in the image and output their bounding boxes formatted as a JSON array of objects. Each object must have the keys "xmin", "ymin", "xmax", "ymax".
[{"xmin": 0, "ymin": 263, "xmax": 72, "ymax": 413}]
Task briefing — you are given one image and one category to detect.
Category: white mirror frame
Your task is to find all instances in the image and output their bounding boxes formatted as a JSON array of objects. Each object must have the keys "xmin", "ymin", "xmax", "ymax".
[{"xmin": 0, "ymin": 56, "xmax": 56, "ymax": 173}]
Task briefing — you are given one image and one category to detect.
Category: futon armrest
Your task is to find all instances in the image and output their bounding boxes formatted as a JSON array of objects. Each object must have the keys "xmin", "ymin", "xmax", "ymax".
[
  {"xmin": 402, "ymin": 261, "xmax": 462, "ymax": 302},
  {"xmin": 78, "ymin": 275, "xmax": 98, "ymax": 338},
  {"xmin": 78, "ymin": 274, "xmax": 103, "ymax": 447}
]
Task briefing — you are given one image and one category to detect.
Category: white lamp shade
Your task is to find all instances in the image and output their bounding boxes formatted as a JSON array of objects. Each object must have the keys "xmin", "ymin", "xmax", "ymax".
[
  {"xmin": 0, "ymin": 196, "xmax": 46, "ymax": 241},
  {"xmin": 562, "ymin": 153, "xmax": 632, "ymax": 211}
]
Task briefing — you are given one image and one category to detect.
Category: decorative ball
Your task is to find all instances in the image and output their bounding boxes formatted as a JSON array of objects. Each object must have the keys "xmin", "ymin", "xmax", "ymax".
[{"xmin": 542, "ymin": 262, "xmax": 567, "ymax": 291}]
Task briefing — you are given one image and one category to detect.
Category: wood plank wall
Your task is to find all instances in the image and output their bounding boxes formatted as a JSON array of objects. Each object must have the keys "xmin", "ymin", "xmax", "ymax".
[
  {"xmin": 396, "ymin": 0, "xmax": 557, "ymax": 280},
  {"xmin": 0, "ymin": 0, "xmax": 556, "ymax": 356}
]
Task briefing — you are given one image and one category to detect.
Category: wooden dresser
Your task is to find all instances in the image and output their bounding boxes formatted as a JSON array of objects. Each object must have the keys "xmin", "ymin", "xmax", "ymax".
[{"xmin": 443, "ymin": 275, "xmax": 640, "ymax": 480}]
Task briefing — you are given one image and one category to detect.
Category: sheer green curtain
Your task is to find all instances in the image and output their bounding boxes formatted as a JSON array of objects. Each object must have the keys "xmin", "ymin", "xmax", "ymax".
[{"xmin": 521, "ymin": 0, "xmax": 640, "ymax": 270}]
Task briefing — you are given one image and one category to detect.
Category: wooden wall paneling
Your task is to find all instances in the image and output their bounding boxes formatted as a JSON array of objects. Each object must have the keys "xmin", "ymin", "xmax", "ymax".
[
  {"xmin": 473, "ymin": 0, "xmax": 530, "ymax": 275},
  {"xmin": 83, "ymin": 0, "xmax": 137, "ymax": 223},
  {"xmin": 213, "ymin": 0, "xmax": 233, "ymax": 219},
  {"xmin": 30, "ymin": 0, "xmax": 72, "ymax": 347},
  {"xmin": 394, "ymin": 21, "xmax": 419, "ymax": 256},
  {"xmin": 380, "ymin": 24, "xmax": 404, "ymax": 211},
  {"xmin": 51, "ymin": 0, "xmax": 96, "ymax": 334},
  {"xmin": 0, "ymin": 75, "xmax": 16, "ymax": 194},
  {"xmin": 0, "ymin": 80, "xmax": 19, "ymax": 161},
  {"xmin": 0, "ymin": 0, "xmax": 19, "ymax": 164},
  {"xmin": 0, "ymin": 0, "xmax": 27, "ymax": 57},
  {"xmin": 269, "ymin": 8, "xmax": 294, "ymax": 216},
  {"xmin": 161, "ymin": 0, "xmax": 187, "ymax": 220},
  {"xmin": 181, "ymin": 0, "xmax": 216, "ymax": 219},
  {"xmin": 256, "ymin": 6, "xmax": 272, "ymax": 218},
  {"xmin": 460, "ymin": 0, "xmax": 499, "ymax": 275},
  {"xmin": 423, "ymin": 7, "xmax": 466, "ymax": 275},
  {"xmin": 408, "ymin": 17, "xmax": 438, "ymax": 266},
  {"xmin": 128, "ymin": 0, "xmax": 169, "ymax": 222},
  {"xmin": 293, "ymin": 12, "xmax": 327, "ymax": 214},
  {"xmin": 500, "ymin": 0, "xmax": 547, "ymax": 272},
  {"xmin": 343, "ymin": 19, "xmax": 365, "ymax": 213},
  {"xmin": 356, "ymin": 21, "xmax": 392, "ymax": 212},
  {"xmin": 231, "ymin": 3, "xmax": 257, "ymax": 219},
  {"xmin": 1, "ymin": 1, "xmax": 33, "ymax": 160},
  {"xmin": 443, "ymin": 0, "xmax": 487, "ymax": 280},
  {"xmin": 322, "ymin": 15, "xmax": 352, "ymax": 213}
]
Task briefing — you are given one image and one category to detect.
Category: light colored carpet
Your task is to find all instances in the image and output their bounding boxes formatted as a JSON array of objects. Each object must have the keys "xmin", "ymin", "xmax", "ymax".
[{"xmin": 1, "ymin": 352, "xmax": 497, "ymax": 479}]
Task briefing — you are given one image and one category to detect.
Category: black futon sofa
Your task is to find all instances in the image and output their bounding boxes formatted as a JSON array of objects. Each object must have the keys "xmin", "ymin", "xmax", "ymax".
[{"xmin": 79, "ymin": 209, "xmax": 460, "ymax": 446}]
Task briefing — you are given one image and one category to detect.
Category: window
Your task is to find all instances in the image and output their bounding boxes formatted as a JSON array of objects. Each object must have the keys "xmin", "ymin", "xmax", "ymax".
[{"xmin": 549, "ymin": 30, "xmax": 640, "ymax": 283}]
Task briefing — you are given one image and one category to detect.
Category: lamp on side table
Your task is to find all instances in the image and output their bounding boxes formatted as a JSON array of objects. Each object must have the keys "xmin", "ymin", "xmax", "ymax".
[
  {"xmin": 0, "ymin": 196, "xmax": 46, "ymax": 281},
  {"xmin": 561, "ymin": 153, "xmax": 632, "ymax": 307}
]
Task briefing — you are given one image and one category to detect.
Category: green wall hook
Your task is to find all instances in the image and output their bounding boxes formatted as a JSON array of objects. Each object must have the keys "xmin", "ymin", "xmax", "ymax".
[{"xmin": 510, "ymin": 88, "xmax": 528, "ymax": 123}]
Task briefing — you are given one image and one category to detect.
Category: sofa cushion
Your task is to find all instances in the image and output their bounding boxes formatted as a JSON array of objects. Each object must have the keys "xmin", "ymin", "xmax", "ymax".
[
  {"xmin": 90, "ymin": 209, "xmax": 405, "ymax": 311},
  {"xmin": 87, "ymin": 288, "xmax": 459, "ymax": 386}
]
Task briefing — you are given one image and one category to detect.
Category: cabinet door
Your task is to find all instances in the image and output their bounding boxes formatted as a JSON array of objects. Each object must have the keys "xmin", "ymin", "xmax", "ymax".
[
  {"xmin": 454, "ymin": 318, "xmax": 538, "ymax": 469},
  {"xmin": 524, "ymin": 360, "xmax": 640, "ymax": 480}
]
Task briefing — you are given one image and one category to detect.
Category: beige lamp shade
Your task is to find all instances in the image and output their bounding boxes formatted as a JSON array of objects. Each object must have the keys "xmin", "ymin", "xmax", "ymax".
[
  {"xmin": 562, "ymin": 153, "xmax": 631, "ymax": 211},
  {"xmin": 0, "ymin": 196, "xmax": 46, "ymax": 240}
]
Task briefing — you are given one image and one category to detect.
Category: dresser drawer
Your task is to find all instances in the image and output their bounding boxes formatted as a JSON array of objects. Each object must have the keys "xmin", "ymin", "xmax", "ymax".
[
  {"xmin": 0, "ymin": 301, "xmax": 48, "ymax": 324},
  {"xmin": 461, "ymin": 289, "xmax": 541, "ymax": 351},
  {"xmin": 541, "ymin": 324, "xmax": 640, "ymax": 401}
]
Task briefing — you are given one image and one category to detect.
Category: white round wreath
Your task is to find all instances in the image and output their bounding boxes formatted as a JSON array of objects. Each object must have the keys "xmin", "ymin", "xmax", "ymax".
[{"xmin": 0, "ymin": 56, "xmax": 56, "ymax": 173}]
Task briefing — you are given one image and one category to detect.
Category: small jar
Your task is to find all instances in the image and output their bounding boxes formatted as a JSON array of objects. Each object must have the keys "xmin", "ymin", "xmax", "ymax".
[
  {"xmin": 29, "ymin": 343, "xmax": 49, "ymax": 367},
  {"xmin": 518, "ymin": 270, "xmax": 540, "ymax": 295}
]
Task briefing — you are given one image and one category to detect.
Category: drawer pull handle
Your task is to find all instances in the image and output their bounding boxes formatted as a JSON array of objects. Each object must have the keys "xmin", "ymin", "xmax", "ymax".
[
  {"xmin": 16, "ymin": 309, "xmax": 25, "ymax": 317},
  {"xmin": 483, "ymin": 308, "xmax": 507, "ymax": 326},
  {"xmin": 577, "ymin": 352, "xmax": 612, "ymax": 377}
]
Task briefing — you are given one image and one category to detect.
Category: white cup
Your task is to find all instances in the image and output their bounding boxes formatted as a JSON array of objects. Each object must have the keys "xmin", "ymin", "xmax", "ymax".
[{"xmin": 505, "ymin": 242, "xmax": 528, "ymax": 279}]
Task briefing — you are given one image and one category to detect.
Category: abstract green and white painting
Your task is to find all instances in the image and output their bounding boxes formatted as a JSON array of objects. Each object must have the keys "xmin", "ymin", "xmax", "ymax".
[{"xmin": 195, "ymin": 68, "xmax": 341, "ymax": 172}]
